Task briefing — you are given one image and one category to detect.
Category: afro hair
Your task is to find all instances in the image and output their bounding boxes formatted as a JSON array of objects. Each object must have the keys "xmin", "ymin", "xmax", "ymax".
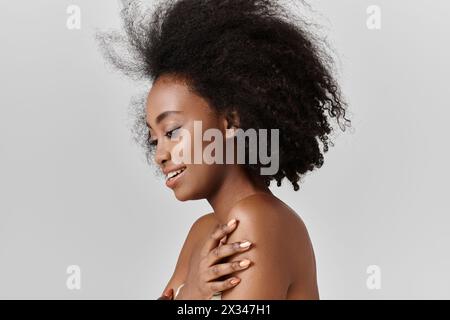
[{"xmin": 96, "ymin": 0, "xmax": 352, "ymax": 191}]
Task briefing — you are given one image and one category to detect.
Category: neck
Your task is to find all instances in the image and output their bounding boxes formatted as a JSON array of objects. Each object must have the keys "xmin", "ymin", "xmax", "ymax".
[{"xmin": 206, "ymin": 165, "xmax": 272, "ymax": 224}]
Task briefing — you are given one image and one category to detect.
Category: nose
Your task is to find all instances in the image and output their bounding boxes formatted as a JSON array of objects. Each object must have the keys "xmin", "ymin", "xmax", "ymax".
[{"xmin": 155, "ymin": 140, "xmax": 171, "ymax": 167}]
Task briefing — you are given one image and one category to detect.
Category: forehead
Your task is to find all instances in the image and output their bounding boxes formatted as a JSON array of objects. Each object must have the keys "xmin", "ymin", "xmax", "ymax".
[{"xmin": 146, "ymin": 76, "xmax": 215, "ymax": 124}]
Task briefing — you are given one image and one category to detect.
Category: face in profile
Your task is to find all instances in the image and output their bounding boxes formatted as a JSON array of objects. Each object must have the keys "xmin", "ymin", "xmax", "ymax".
[{"xmin": 146, "ymin": 75, "xmax": 233, "ymax": 201}]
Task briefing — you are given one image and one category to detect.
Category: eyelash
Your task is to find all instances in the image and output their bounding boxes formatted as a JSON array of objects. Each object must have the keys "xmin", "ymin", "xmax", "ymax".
[{"xmin": 148, "ymin": 126, "xmax": 181, "ymax": 147}]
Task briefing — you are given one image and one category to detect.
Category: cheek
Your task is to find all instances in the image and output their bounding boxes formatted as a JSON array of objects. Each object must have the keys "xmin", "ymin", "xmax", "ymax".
[
  {"xmin": 185, "ymin": 163, "xmax": 224, "ymax": 191},
  {"xmin": 198, "ymin": 163, "xmax": 226, "ymax": 186},
  {"xmin": 172, "ymin": 164, "xmax": 219, "ymax": 201},
  {"xmin": 167, "ymin": 131, "xmax": 193, "ymax": 165},
  {"xmin": 171, "ymin": 125, "xmax": 225, "ymax": 165}
]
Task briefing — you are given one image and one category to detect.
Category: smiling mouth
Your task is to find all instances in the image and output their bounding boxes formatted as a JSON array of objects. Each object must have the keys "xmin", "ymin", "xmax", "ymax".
[{"xmin": 166, "ymin": 167, "xmax": 186, "ymax": 182}]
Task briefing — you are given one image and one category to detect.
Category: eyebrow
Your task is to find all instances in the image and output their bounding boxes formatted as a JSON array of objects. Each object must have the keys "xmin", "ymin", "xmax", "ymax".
[{"xmin": 146, "ymin": 111, "xmax": 183, "ymax": 129}]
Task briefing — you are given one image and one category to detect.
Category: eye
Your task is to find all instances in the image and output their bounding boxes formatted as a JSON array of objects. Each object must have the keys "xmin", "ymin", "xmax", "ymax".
[
  {"xmin": 147, "ymin": 132, "xmax": 157, "ymax": 147},
  {"xmin": 166, "ymin": 126, "xmax": 181, "ymax": 139}
]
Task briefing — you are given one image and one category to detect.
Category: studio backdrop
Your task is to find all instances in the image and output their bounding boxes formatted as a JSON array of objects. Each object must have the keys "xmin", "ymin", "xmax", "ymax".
[{"xmin": 0, "ymin": 0, "xmax": 449, "ymax": 299}]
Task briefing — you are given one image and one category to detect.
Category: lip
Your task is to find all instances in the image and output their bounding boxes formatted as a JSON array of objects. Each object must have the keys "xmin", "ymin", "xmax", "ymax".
[{"xmin": 164, "ymin": 166, "xmax": 187, "ymax": 189}]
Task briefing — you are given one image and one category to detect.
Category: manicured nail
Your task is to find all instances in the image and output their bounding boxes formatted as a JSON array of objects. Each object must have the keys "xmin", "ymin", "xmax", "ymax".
[
  {"xmin": 230, "ymin": 278, "xmax": 240, "ymax": 285},
  {"xmin": 227, "ymin": 218, "xmax": 237, "ymax": 227},
  {"xmin": 239, "ymin": 259, "xmax": 251, "ymax": 267},
  {"xmin": 239, "ymin": 241, "xmax": 252, "ymax": 248},
  {"xmin": 164, "ymin": 288, "xmax": 173, "ymax": 296}
]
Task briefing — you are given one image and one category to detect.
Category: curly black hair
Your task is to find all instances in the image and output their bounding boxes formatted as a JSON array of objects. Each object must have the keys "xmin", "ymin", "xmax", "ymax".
[{"xmin": 96, "ymin": 0, "xmax": 351, "ymax": 191}]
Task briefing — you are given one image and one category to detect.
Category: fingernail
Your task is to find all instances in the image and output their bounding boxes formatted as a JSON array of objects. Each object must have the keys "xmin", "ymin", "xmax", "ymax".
[
  {"xmin": 239, "ymin": 241, "xmax": 252, "ymax": 248},
  {"xmin": 239, "ymin": 259, "xmax": 251, "ymax": 267},
  {"xmin": 164, "ymin": 288, "xmax": 173, "ymax": 296},
  {"xmin": 227, "ymin": 218, "xmax": 237, "ymax": 227},
  {"xmin": 230, "ymin": 278, "xmax": 240, "ymax": 285}
]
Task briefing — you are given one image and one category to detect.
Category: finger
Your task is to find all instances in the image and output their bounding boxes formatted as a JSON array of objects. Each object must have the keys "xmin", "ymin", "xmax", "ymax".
[
  {"xmin": 208, "ymin": 277, "xmax": 241, "ymax": 294},
  {"xmin": 158, "ymin": 288, "xmax": 173, "ymax": 300},
  {"xmin": 205, "ymin": 259, "xmax": 252, "ymax": 281},
  {"xmin": 201, "ymin": 219, "xmax": 238, "ymax": 255},
  {"xmin": 165, "ymin": 288, "xmax": 174, "ymax": 299},
  {"xmin": 219, "ymin": 235, "xmax": 228, "ymax": 247},
  {"xmin": 207, "ymin": 240, "xmax": 252, "ymax": 266}
]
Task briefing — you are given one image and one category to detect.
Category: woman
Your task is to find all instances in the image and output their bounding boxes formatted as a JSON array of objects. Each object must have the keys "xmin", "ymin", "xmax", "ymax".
[{"xmin": 97, "ymin": 0, "xmax": 351, "ymax": 299}]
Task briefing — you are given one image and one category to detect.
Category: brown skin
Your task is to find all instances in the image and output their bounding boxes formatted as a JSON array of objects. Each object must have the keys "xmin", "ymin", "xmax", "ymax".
[
  {"xmin": 157, "ymin": 287, "xmax": 173, "ymax": 300},
  {"xmin": 149, "ymin": 74, "xmax": 319, "ymax": 299},
  {"xmin": 174, "ymin": 218, "xmax": 255, "ymax": 299}
]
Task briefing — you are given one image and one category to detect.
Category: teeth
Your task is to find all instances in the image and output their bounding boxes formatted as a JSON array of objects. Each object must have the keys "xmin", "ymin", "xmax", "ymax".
[{"xmin": 167, "ymin": 168, "xmax": 185, "ymax": 180}]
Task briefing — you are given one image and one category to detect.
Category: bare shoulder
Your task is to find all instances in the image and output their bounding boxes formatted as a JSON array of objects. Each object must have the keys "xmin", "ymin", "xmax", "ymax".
[
  {"xmin": 227, "ymin": 193, "xmax": 310, "ymax": 239},
  {"xmin": 191, "ymin": 211, "xmax": 214, "ymax": 228},
  {"xmin": 224, "ymin": 194, "xmax": 316, "ymax": 299},
  {"xmin": 232, "ymin": 193, "xmax": 314, "ymax": 252},
  {"xmin": 186, "ymin": 212, "xmax": 221, "ymax": 249},
  {"xmin": 191, "ymin": 212, "xmax": 219, "ymax": 235}
]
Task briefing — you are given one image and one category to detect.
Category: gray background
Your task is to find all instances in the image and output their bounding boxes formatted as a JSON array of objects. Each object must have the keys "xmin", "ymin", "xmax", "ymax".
[{"xmin": 0, "ymin": 0, "xmax": 449, "ymax": 299}]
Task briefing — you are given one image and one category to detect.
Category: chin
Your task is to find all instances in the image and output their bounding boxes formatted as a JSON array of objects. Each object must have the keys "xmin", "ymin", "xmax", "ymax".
[
  {"xmin": 174, "ymin": 193, "xmax": 190, "ymax": 202},
  {"xmin": 173, "ymin": 188, "xmax": 193, "ymax": 202},
  {"xmin": 173, "ymin": 186, "xmax": 207, "ymax": 202}
]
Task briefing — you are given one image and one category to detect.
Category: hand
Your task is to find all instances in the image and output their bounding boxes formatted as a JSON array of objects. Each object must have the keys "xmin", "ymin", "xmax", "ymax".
[
  {"xmin": 175, "ymin": 218, "xmax": 253, "ymax": 300},
  {"xmin": 157, "ymin": 287, "xmax": 174, "ymax": 300}
]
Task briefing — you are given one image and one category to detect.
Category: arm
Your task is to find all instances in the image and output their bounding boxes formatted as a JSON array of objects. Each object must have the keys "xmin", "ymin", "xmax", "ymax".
[{"xmin": 161, "ymin": 213, "xmax": 213, "ymax": 297}]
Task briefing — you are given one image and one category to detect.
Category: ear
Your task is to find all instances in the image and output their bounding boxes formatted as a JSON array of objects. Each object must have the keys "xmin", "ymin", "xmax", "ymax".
[{"xmin": 223, "ymin": 110, "xmax": 240, "ymax": 139}]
